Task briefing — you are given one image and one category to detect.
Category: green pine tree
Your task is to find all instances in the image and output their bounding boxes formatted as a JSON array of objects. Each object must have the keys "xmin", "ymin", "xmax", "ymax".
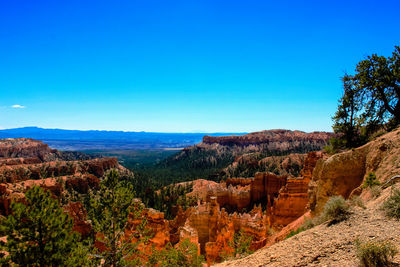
[
  {"xmin": 88, "ymin": 169, "xmax": 148, "ymax": 266},
  {"xmin": 0, "ymin": 186, "xmax": 91, "ymax": 266}
]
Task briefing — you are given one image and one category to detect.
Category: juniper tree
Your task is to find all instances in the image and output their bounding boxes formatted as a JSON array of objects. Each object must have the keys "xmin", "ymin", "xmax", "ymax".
[
  {"xmin": 354, "ymin": 46, "xmax": 400, "ymax": 128},
  {"xmin": 333, "ymin": 46, "xmax": 400, "ymax": 147}
]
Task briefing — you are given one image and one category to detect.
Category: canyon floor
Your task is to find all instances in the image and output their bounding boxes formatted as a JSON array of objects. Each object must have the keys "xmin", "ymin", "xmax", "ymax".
[{"xmin": 215, "ymin": 186, "xmax": 400, "ymax": 267}]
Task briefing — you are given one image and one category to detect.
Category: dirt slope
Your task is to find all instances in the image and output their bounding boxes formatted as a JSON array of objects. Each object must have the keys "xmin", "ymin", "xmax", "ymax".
[{"xmin": 214, "ymin": 186, "xmax": 400, "ymax": 267}]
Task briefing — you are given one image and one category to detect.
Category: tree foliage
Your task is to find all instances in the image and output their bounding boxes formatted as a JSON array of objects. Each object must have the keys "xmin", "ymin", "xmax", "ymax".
[
  {"xmin": 88, "ymin": 169, "xmax": 147, "ymax": 266},
  {"xmin": 333, "ymin": 46, "xmax": 400, "ymax": 148},
  {"xmin": 363, "ymin": 172, "xmax": 380, "ymax": 188},
  {"xmin": 354, "ymin": 46, "xmax": 400, "ymax": 126},
  {"xmin": 333, "ymin": 74, "xmax": 363, "ymax": 147},
  {"xmin": 0, "ymin": 186, "xmax": 91, "ymax": 266},
  {"xmin": 148, "ymin": 239, "xmax": 204, "ymax": 267}
]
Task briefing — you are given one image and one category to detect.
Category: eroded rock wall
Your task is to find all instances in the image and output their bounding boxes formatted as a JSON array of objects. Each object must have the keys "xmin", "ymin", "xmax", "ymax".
[
  {"xmin": 271, "ymin": 152, "xmax": 325, "ymax": 225},
  {"xmin": 308, "ymin": 128, "xmax": 400, "ymax": 214}
]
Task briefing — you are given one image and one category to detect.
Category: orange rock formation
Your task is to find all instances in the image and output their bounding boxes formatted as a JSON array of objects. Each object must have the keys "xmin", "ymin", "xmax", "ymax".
[{"xmin": 271, "ymin": 152, "xmax": 325, "ymax": 226}]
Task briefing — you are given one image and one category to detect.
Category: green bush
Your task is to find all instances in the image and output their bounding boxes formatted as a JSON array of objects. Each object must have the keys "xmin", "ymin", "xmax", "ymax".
[
  {"xmin": 383, "ymin": 188, "xmax": 400, "ymax": 219},
  {"xmin": 320, "ymin": 196, "xmax": 350, "ymax": 225},
  {"xmin": 355, "ymin": 239, "xmax": 397, "ymax": 267},
  {"xmin": 363, "ymin": 172, "xmax": 380, "ymax": 188}
]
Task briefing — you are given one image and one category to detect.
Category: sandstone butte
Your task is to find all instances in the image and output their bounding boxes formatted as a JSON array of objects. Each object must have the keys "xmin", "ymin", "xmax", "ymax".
[{"xmin": 2, "ymin": 127, "xmax": 400, "ymax": 266}]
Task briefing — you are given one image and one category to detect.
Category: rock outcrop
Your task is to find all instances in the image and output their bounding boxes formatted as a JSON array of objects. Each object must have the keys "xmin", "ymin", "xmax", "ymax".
[
  {"xmin": 126, "ymin": 207, "xmax": 170, "ymax": 250},
  {"xmin": 188, "ymin": 172, "xmax": 287, "ymax": 212},
  {"xmin": 64, "ymin": 202, "xmax": 93, "ymax": 238},
  {"xmin": 308, "ymin": 128, "xmax": 400, "ymax": 214},
  {"xmin": 0, "ymin": 138, "xmax": 57, "ymax": 160},
  {"xmin": 271, "ymin": 152, "xmax": 325, "ymax": 226},
  {"xmin": 250, "ymin": 172, "xmax": 287, "ymax": 204},
  {"xmin": 0, "ymin": 138, "xmax": 93, "ymax": 162},
  {"xmin": 0, "ymin": 157, "xmax": 120, "ymax": 183},
  {"xmin": 221, "ymin": 153, "xmax": 306, "ymax": 179},
  {"xmin": 179, "ymin": 197, "xmax": 270, "ymax": 265}
]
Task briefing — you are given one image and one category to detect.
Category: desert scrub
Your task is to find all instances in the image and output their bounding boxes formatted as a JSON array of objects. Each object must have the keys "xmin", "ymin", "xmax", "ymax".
[
  {"xmin": 319, "ymin": 195, "xmax": 350, "ymax": 225},
  {"xmin": 349, "ymin": 195, "xmax": 366, "ymax": 209},
  {"xmin": 370, "ymin": 186, "xmax": 382, "ymax": 198},
  {"xmin": 363, "ymin": 172, "xmax": 380, "ymax": 188},
  {"xmin": 383, "ymin": 188, "xmax": 400, "ymax": 219},
  {"xmin": 355, "ymin": 239, "xmax": 397, "ymax": 267}
]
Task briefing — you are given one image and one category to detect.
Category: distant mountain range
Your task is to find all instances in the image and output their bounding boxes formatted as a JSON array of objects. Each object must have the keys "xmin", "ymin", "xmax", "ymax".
[{"xmin": 0, "ymin": 127, "xmax": 245, "ymax": 151}]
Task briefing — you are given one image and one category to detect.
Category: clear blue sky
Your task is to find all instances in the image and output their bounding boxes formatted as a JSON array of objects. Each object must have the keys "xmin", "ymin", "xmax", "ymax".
[{"xmin": 0, "ymin": 0, "xmax": 399, "ymax": 132}]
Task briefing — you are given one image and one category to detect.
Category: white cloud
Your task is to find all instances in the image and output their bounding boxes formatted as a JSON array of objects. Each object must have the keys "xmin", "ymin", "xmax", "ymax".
[{"xmin": 11, "ymin": 105, "xmax": 25, "ymax": 109}]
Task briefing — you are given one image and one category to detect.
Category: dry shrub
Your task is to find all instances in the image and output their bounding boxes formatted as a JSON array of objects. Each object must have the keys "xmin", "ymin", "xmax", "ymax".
[
  {"xmin": 355, "ymin": 239, "xmax": 397, "ymax": 267},
  {"xmin": 349, "ymin": 195, "xmax": 366, "ymax": 209},
  {"xmin": 383, "ymin": 188, "xmax": 400, "ymax": 219},
  {"xmin": 319, "ymin": 196, "xmax": 350, "ymax": 225},
  {"xmin": 370, "ymin": 186, "xmax": 382, "ymax": 198}
]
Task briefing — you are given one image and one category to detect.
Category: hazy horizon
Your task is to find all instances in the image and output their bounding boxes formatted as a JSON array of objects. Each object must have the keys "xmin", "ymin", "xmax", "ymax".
[
  {"xmin": 1, "ymin": 1, "xmax": 399, "ymax": 132},
  {"xmin": 0, "ymin": 125, "xmax": 332, "ymax": 134}
]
